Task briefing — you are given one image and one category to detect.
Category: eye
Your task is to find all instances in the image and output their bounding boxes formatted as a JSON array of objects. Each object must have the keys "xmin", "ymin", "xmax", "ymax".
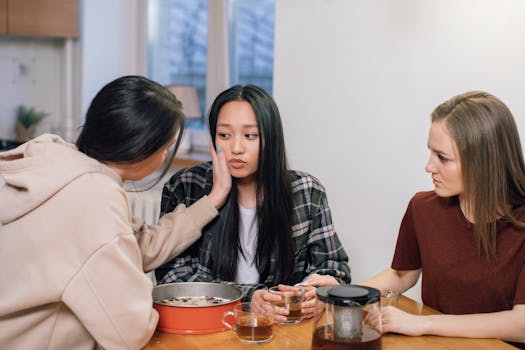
[
  {"xmin": 437, "ymin": 154, "xmax": 448, "ymax": 162},
  {"xmin": 218, "ymin": 132, "xmax": 231, "ymax": 139},
  {"xmin": 245, "ymin": 133, "xmax": 258, "ymax": 140}
]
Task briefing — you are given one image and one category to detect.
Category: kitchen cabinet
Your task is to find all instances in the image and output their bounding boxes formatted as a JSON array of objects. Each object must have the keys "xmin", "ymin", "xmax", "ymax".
[
  {"xmin": 0, "ymin": 0, "xmax": 6, "ymax": 34},
  {"xmin": 3, "ymin": 0, "xmax": 78, "ymax": 38}
]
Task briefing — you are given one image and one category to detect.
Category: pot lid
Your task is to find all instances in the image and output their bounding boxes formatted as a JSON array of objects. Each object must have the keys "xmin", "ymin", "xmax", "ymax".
[{"xmin": 316, "ymin": 285, "xmax": 380, "ymax": 306}]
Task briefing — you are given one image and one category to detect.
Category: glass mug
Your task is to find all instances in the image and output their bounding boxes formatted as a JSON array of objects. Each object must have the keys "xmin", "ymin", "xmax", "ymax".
[
  {"xmin": 381, "ymin": 289, "xmax": 399, "ymax": 308},
  {"xmin": 269, "ymin": 285, "xmax": 305, "ymax": 324},
  {"xmin": 222, "ymin": 302, "xmax": 274, "ymax": 344}
]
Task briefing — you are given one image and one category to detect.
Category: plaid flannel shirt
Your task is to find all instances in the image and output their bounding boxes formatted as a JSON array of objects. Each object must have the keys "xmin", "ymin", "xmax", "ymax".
[{"xmin": 155, "ymin": 162, "xmax": 351, "ymax": 300}]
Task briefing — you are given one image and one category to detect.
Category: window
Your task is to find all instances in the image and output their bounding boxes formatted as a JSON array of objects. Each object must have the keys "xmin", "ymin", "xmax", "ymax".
[
  {"xmin": 228, "ymin": 0, "xmax": 275, "ymax": 94},
  {"xmin": 147, "ymin": 0, "xmax": 275, "ymax": 130},
  {"xmin": 147, "ymin": 0, "xmax": 208, "ymax": 129}
]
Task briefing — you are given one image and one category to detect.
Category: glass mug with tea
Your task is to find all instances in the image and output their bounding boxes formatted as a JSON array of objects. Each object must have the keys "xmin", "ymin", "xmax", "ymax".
[
  {"xmin": 222, "ymin": 302, "xmax": 274, "ymax": 344},
  {"xmin": 269, "ymin": 285, "xmax": 305, "ymax": 324},
  {"xmin": 381, "ymin": 289, "xmax": 399, "ymax": 308}
]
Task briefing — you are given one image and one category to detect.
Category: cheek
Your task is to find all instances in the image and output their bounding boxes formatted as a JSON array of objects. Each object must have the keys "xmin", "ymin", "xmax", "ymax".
[
  {"xmin": 453, "ymin": 171, "xmax": 463, "ymax": 187},
  {"xmin": 152, "ymin": 152, "xmax": 166, "ymax": 169},
  {"xmin": 443, "ymin": 166, "xmax": 461, "ymax": 184},
  {"xmin": 249, "ymin": 147, "xmax": 260, "ymax": 166},
  {"xmin": 215, "ymin": 139, "xmax": 228, "ymax": 152}
]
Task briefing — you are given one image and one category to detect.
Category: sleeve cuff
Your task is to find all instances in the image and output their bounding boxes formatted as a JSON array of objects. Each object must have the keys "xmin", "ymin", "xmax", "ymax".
[{"xmin": 184, "ymin": 195, "xmax": 219, "ymax": 229}]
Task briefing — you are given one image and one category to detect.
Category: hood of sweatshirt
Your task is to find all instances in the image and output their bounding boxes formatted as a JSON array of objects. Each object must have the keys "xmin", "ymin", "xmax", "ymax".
[{"xmin": 0, "ymin": 134, "xmax": 122, "ymax": 225}]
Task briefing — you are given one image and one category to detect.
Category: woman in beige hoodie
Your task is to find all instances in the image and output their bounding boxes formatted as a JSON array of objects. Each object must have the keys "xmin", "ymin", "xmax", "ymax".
[{"xmin": 0, "ymin": 75, "xmax": 231, "ymax": 350}]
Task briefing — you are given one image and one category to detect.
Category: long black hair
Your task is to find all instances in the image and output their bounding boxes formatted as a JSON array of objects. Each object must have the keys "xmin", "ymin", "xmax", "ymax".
[
  {"xmin": 208, "ymin": 85, "xmax": 295, "ymax": 284},
  {"xmin": 76, "ymin": 75, "xmax": 185, "ymax": 186}
]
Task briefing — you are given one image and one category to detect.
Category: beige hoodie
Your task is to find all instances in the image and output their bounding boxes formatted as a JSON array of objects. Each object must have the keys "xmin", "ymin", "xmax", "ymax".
[{"xmin": 0, "ymin": 134, "xmax": 218, "ymax": 349}]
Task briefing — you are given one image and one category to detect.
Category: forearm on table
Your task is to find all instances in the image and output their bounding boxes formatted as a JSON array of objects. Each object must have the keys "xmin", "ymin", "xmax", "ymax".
[
  {"xmin": 421, "ymin": 305, "xmax": 525, "ymax": 343},
  {"xmin": 359, "ymin": 268, "xmax": 420, "ymax": 293}
]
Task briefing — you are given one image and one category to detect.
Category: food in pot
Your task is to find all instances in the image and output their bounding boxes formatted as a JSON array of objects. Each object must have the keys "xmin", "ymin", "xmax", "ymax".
[
  {"xmin": 156, "ymin": 295, "xmax": 230, "ymax": 306},
  {"xmin": 153, "ymin": 282, "xmax": 243, "ymax": 334}
]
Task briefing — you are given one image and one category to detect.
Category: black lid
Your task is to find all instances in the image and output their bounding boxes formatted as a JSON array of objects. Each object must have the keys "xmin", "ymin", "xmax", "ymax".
[{"xmin": 316, "ymin": 285, "xmax": 380, "ymax": 306}]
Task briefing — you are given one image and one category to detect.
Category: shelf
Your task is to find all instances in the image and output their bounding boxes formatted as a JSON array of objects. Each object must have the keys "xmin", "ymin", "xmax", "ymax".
[{"xmin": 172, "ymin": 151, "xmax": 210, "ymax": 169}]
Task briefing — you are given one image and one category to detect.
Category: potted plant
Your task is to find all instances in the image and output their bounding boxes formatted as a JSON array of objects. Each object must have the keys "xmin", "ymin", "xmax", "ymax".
[{"xmin": 15, "ymin": 105, "xmax": 48, "ymax": 142}]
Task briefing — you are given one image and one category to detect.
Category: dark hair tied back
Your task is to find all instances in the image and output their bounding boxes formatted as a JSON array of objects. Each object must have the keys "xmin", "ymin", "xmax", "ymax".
[{"xmin": 76, "ymin": 75, "xmax": 185, "ymax": 164}]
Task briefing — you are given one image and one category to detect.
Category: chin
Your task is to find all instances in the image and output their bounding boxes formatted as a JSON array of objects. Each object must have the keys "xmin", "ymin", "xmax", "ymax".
[
  {"xmin": 434, "ymin": 188, "xmax": 456, "ymax": 198},
  {"xmin": 231, "ymin": 170, "xmax": 256, "ymax": 182}
]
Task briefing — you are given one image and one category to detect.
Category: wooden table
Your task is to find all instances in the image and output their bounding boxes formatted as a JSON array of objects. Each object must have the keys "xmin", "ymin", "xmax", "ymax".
[{"xmin": 143, "ymin": 295, "xmax": 518, "ymax": 349}]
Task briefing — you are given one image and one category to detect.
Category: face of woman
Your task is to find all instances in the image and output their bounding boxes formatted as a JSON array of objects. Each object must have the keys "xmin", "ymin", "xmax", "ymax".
[
  {"xmin": 425, "ymin": 120, "xmax": 463, "ymax": 198},
  {"xmin": 215, "ymin": 100, "xmax": 260, "ymax": 183}
]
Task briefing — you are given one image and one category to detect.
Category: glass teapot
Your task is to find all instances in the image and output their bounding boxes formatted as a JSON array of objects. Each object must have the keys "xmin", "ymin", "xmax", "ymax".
[{"xmin": 311, "ymin": 285, "xmax": 382, "ymax": 350}]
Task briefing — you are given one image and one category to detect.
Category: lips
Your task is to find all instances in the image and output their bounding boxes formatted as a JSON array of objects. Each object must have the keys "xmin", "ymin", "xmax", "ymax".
[{"xmin": 229, "ymin": 159, "xmax": 246, "ymax": 169}]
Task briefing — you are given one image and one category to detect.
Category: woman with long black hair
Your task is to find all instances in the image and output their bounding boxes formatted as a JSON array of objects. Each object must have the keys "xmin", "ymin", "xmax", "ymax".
[{"xmin": 156, "ymin": 84, "xmax": 351, "ymax": 320}]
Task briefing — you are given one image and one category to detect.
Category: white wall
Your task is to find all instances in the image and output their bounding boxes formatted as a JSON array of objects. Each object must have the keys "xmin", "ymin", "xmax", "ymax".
[
  {"xmin": 79, "ymin": 0, "xmax": 145, "ymax": 124},
  {"xmin": 0, "ymin": 38, "xmax": 65, "ymax": 140},
  {"xmin": 0, "ymin": 0, "xmax": 145, "ymax": 142},
  {"xmin": 274, "ymin": 0, "xmax": 525, "ymax": 300}
]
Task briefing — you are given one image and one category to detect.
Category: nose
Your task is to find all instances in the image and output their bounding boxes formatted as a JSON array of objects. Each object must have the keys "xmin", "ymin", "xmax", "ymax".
[
  {"xmin": 231, "ymin": 135, "xmax": 244, "ymax": 155},
  {"xmin": 425, "ymin": 154, "xmax": 435, "ymax": 174}
]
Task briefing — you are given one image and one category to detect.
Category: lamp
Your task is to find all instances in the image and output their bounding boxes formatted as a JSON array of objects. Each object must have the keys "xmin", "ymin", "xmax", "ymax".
[
  {"xmin": 165, "ymin": 85, "xmax": 202, "ymax": 119},
  {"xmin": 165, "ymin": 85, "xmax": 202, "ymax": 154}
]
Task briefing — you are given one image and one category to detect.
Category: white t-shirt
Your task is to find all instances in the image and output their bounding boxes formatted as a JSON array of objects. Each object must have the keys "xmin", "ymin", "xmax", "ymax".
[{"xmin": 235, "ymin": 205, "xmax": 260, "ymax": 284}]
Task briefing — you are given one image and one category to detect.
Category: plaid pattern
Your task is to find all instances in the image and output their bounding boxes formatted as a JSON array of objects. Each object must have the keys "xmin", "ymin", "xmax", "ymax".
[{"xmin": 155, "ymin": 162, "xmax": 351, "ymax": 300}]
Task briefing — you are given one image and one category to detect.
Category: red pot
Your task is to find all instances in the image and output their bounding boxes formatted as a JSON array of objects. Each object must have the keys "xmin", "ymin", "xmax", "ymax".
[{"xmin": 153, "ymin": 282, "xmax": 242, "ymax": 334}]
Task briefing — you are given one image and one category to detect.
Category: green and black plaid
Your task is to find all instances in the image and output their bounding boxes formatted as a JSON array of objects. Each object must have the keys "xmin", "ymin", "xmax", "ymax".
[{"xmin": 155, "ymin": 162, "xmax": 351, "ymax": 300}]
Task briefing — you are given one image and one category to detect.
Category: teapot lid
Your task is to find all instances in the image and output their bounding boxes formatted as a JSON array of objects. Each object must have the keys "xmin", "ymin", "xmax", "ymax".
[{"xmin": 316, "ymin": 285, "xmax": 380, "ymax": 306}]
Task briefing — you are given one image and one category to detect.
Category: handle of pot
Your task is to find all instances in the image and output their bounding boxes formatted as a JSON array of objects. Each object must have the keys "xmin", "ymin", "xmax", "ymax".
[{"xmin": 222, "ymin": 311, "xmax": 236, "ymax": 331}]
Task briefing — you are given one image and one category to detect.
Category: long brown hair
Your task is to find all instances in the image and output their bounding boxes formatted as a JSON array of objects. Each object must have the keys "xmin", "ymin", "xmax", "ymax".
[{"xmin": 431, "ymin": 91, "xmax": 525, "ymax": 258}]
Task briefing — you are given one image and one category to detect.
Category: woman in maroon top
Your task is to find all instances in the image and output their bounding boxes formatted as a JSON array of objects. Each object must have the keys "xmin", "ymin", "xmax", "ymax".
[{"xmin": 362, "ymin": 91, "xmax": 525, "ymax": 346}]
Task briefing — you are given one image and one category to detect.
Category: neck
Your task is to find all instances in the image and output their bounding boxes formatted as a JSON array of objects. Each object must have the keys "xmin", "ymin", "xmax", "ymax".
[
  {"xmin": 236, "ymin": 179, "xmax": 257, "ymax": 209},
  {"xmin": 459, "ymin": 195, "xmax": 474, "ymax": 223},
  {"xmin": 105, "ymin": 163, "xmax": 127, "ymax": 181}
]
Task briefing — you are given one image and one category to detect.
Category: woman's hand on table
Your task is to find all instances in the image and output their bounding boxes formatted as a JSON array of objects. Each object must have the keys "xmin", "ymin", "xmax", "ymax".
[
  {"xmin": 207, "ymin": 145, "xmax": 231, "ymax": 209},
  {"xmin": 381, "ymin": 305, "xmax": 427, "ymax": 336},
  {"xmin": 251, "ymin": 289, "xmax": 289, "ymax": 323}
]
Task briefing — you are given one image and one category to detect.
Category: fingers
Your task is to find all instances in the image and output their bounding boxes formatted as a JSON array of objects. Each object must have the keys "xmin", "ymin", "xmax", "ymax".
[
  {"xmin": 300, "ymin": 273, "xmax": 320, "ymax": 286},
  {"xmin": 272, "ymin": 306, "xmax": 289, "ymax": 323},
  {"xmin": 209, "ymin": 144, "xmax": 218, "ymax": 165},
  {"xmin": 251, "ymin": 290, "xmax": 288, "ymax": 323},
  {"xmin": 212, "ymin": 145, "xmax": 228, "ymax": 174},
  {"xmin": 364, "ymin": 308, "xmax": 381, "ymax": 330},
  {"xmin": 301, "ymin": 297, "xmax": 317, "ymax": 319},
  {"xmin": 276, "ymin": 284, "xmax": 297, "ymax": 291},
  {"xmin": 303, "ymin": 286, "xmax": 317, "ymax": 301},
  {"xmin": 381, "ymin": 307, "xmax": 402, "ymax": 334},
  {"xmin": 210, "ymin": 144, "xmax": 228, "ymax": 180},
  {"xmin": 301, "ymin": 274, "xmax": 339, "ymax": 287},
  {"xmin": 380, "ymin": 306, "xmax": 424, "ymax": 336},
  {"xmin": 250, "ymin": 290, "xmax": 272, "ymax": 315},
  {"xmin": 207, "ymin": 145, "xmax": 231, "ymax": 209}
]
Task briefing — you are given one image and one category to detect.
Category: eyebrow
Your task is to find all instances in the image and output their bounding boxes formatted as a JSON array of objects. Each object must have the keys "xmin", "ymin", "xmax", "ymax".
[
  {"xmin": 427, "ymin": 144, "xmax": 451, "ymax": 156},
  {"xmin": 216, "ymin": 123, "xmax": 258, "ymax": 128}
]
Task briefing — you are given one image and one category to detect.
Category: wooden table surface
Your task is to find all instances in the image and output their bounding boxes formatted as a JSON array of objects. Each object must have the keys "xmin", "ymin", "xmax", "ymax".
[{"xmin": 143, "ymin": 295, "xmax": 517, "ymax": 349}]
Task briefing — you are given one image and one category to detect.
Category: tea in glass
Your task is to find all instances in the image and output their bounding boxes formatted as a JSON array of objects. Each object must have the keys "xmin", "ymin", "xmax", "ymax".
[
  {"xmin": 269, "ymin": 285, "xmax": 305, "ymax": 324},
  {"xmin": 222, "ymin": 302, "xmax": 274, "ymax": 343}
]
